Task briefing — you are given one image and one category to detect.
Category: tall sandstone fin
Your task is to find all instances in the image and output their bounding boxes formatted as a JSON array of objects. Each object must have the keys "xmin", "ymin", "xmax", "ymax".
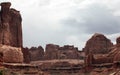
[
  {"xmin": 0, "ymin": 2, "xmax": 22, "ymax": 47},
  {"xmin": 0, "ymin": 2, "xmax": 23, "ymax": 63}
]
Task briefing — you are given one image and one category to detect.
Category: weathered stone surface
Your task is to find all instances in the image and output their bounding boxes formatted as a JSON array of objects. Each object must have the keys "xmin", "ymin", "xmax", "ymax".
[
  {"xmin": 112, "ymin": 37, "xmax": 120, "ymax": 62},
  {"xmin": 43, "ymin": 44, "xmax": 82, "ymax": 60},
  {"xmin": 78, "ymin": 51, "xmax": 85, "ymax": 59},
  {"xmin": 85, "ymin": 52, "xmax": 94, "ymax": 67},
  {"xmin": 116, "ymin": 36, "xmax": 120, "ymax": 46},
  {"xmin": 28, "ymin": 44, "xmax": 82, "ymax": 61},
  {"xmin": 0, "ymin": 45, "xmax": 23, "ymax": 63},
  {"xmin": 103, "ymin": 37, "xmax": 120, "ymax": 65},
  {"xmin": 29, "ymin": 46, "xmax": 44, "ymax": 61},
  {"xmin": 0, "ymin": 2, "xmax": 23, "ymax": 63},
  {"xmin": 84, "ymin": 36, "xmax": 120, "ymax": 68},
  {"xmin": 44, "ymin": 44, "xmax": 59, "ymax": 60},
  {"xmin": 58, "ymin": 45, "xmax": 80, "ymax": 59},
  {"xmin": 22, "ymin": 47, "xmax": 30, "ymax": 63},
  {"xmin": 0, "ymin": 2, "xmax": 22, "ymax": 47},
  {"xmin": 83, "ymin": 33, "xmax": 113, "ymax": 55}
]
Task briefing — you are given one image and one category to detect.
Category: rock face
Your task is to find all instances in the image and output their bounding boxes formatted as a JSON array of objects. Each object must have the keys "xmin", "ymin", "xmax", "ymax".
[
  {"xmin": 111, "ymin": 37, "xmax": 120, "ymax": 63},
  {"xmin": 83, "ymin": 33, "xmax": 113, "ymax": 55},
  {"xmin": 58, "ymin": 45, "xmax": 80, "ymax": 59},
  {"xmin": 0, "ymin": 2, "xmax": 23, "ymax": 63},
  {"xmin": 85, "ymin": 52, "xmax": 94, "ymax": 67},
  {"xmin": 84, "ymin": 36, "xmax": 120, "ymax": 69},
  {"xmin": 22, "ymin": 47, "xmax": 30, "ymax": 63},
  {"xmin": 78, "ymin": 51, "xmax": 85, "ymax": 59},
  {"xmin": 44, "ymin": 44, "xmax": 59, "ymax": 60},
  {"xmin": 44, "ymin": 44, "xmax": 81, "ymax": 60},
  {"xmin": 29, "ymin": 46, "xmax": 44, "ymax": 61},
  {"xmin": 0, "ymin": 45, "xmax": 23, "ymax": 63},
  {"xmin": 28, "ymin": 44, "xmax": 82, "ymax": 61},
  {"xmin": 0, "ymin": 2, "xmax": 22, "ymax": 47}
]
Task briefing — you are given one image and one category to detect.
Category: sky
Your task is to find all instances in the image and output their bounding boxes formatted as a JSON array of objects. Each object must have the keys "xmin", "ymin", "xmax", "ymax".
[{"xmin": 0, "ymin": 0, "xmax": 120, "ymax": 50}]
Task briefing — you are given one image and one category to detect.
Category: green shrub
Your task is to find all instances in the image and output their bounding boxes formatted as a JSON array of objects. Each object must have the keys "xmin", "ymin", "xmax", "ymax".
[{"xmin": 0, "ymin": 70, "xmax": 3, "ymax": 75}]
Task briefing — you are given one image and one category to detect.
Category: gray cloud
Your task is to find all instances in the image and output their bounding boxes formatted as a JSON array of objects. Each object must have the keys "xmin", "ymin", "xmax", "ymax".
[
  {"xmin": 1, "ymin": 0, "xmax": 120, "ymax": 49},
  {"xmin": 39, "ymin": 0, "xmax": 51, "ymax": 6},
  {"xmin": 61, "ymin": 3, "xmax": 120, "ymax": 34}
]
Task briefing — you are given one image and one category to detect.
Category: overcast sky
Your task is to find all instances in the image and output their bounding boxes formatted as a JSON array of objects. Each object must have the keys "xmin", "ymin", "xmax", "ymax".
[{"xmin": 0, "ymin": 0, "xmax": 120, "ymax": 50}]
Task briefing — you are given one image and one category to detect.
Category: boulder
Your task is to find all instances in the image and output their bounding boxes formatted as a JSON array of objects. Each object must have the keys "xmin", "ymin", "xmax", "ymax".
[{"xmin": 0, "ymin": 45, "xmax": 23, "ymax": 63}]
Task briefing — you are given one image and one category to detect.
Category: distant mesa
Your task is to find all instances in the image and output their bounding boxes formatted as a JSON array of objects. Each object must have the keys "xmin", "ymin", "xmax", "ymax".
[{"xmin": 25, "ymin": 44, "xmax": 84, "ymax": 62}]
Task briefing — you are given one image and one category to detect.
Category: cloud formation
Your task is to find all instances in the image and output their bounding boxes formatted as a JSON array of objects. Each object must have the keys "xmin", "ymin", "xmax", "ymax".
[
  {"xmin": 0, "ymin": 0, "xmax": 120, "ymax": 49},
  {"xmin": 62, "ymin": 3, "xmax": 120, "ymax": 34}
]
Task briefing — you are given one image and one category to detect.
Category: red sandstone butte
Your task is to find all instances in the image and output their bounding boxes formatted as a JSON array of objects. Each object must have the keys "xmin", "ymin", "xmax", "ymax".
[
  {"xmin": 29, "ymin": 46, "xmax": 44, "ymax": 61},
  {"xmin": 83, "ymin": 33, "xmax": 113, "ymax": 55},
  {"xmin": 84, "ymin": 36, "xmax": 120, "ymax": 70},
  {"xmin": 58, "ymin": 45, "xmax": 80, "ymax": 59},
  {"xmin": 44, "ymin": 44, "xmax": 59, "ymax": 60}
]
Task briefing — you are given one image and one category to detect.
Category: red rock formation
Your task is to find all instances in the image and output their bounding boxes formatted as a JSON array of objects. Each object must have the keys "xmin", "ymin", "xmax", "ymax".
[
  {"xmin": 58, "ymin": 45, "xmax": 80, "ymax": 59},
  {"xmin": 84, "ymin": 33, "xmax": 113, "ymax": 55},
  {"xmin": 104, "ymin": 37, "xmax": 120, "ymax": 65},
  {"xmin": 22, "ymin": 47, "xmax": 30, "ymax": 63},
  {"xmin": 28, "ymin": 44, "xmax": 83, "ymax": 61},
  {"xmin": 0, "ymin": 45, "xmax": 23, "ymax": 63},
  {"xmin": 85, "ymin": 52, "xmax": 94, "ymax": 67},
  {"xmin": 84, "ymin": 36, "xmax": 120, "ymax": 69},
  {"xmin": 112, "ymin": 37, "xmax": 120, "ymax": 63},
  {"xmin": 0, "ymin": 2, "xmax": 22, "ymax": 47},
  {"xmin": 0, "ymin": 2, "xmax": 24, "ymax": 63},
  {"xmin": 93, "ymin": 56, "xmax": 113, "ymax": 64},
  {"xmin": 29, "ymin": 46, "xmax": 44, "ymax": 61},
  {"xmin": 78, "ymin": 51, "xmax": 85, "ymax": 59},
  {"xmin": 44, "ymin": 44, "xmax": 59, "ymax": 60},
  {"xmin": 116, "ymin": 36, "xmax": 120, "ymax": 46},
  {"xmin": 92, "ymin": 36, "xmax": 120, "ymax": 69},
  {"xmin": 43, "ymin": 44, "xmax": 81, "ymax": 60}
]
